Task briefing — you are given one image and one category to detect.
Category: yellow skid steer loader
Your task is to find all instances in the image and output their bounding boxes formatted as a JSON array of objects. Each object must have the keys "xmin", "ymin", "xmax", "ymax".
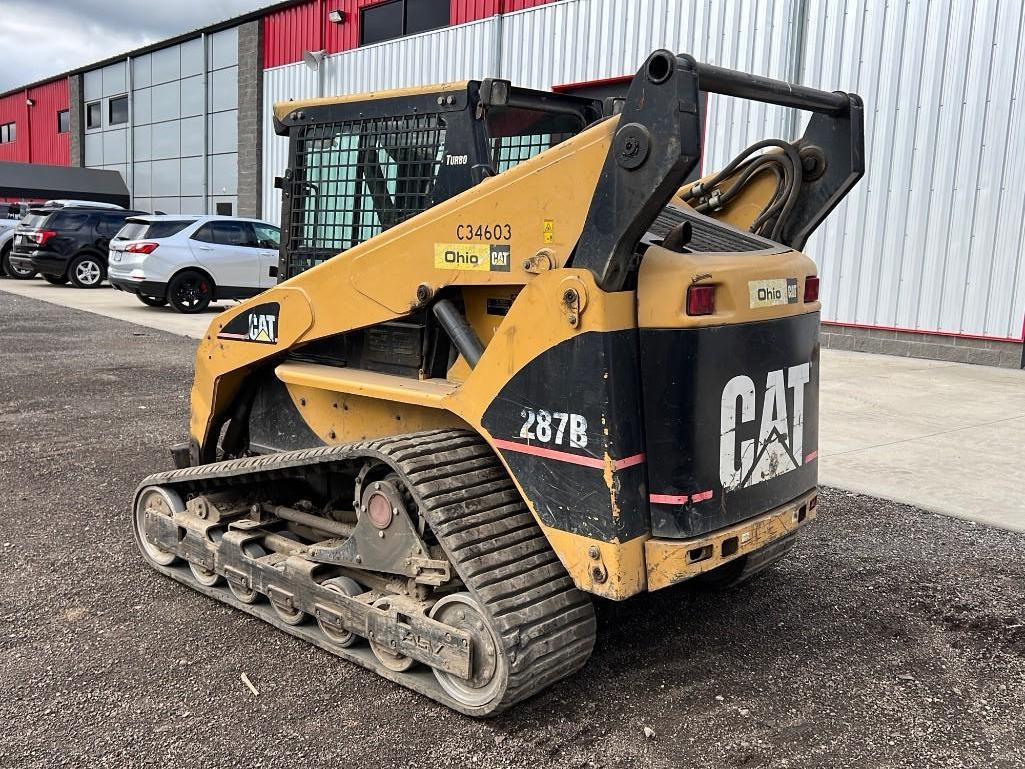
[{"xmin": 132, "ymin": 50, "xmax": 864, "ymax": 715}]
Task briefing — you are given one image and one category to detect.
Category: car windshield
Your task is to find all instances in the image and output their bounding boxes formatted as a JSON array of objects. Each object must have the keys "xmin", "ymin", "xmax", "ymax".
[{"xmin": 115, "ymin": 220, "xmax": 193, "ymax": 240}]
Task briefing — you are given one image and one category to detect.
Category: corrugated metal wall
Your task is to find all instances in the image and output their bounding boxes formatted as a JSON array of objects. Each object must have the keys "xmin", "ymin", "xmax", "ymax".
[
  {"xmin": 264, "ymin": 0, "xmax": 325, "ymax": 68},
  {"xmin": 0, "ymin": 79, "xmax": 70, "ymax": 165},
  {"xmin": 260, "ymin": 0, "xmax": 1025, "ymax": 340},
  {"xmin": 262, "ymin": 63, "xmax": 320, "ymax": 224},
  {"xmin": 27, "ymin": 79, "xmax": 70, "ymax": 166},
  {"xmin": 800, "ymin": 0, "xmax": 1025, "ymax": 339},
  {"xmin": 263, "ymin": 0, "xmax": 560, "ymax": 67},
  {"xmin": 262, "ymin": 0, "xmax": 798, "ymax": 223},
  {"xmin": 499, "ymin": 0, "xmax": 799, "ymax": 173},
  {"xmin": 322, "ymin": 19, "xmax": 496, "ymax": 94}
]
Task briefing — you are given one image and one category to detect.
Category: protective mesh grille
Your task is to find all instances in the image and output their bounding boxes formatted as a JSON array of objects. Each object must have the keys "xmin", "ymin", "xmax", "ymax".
[
  {"xmin": 491, "ymin": 131, "xmax": 575, "ymax": 173},
  {"xmin": 284, "ymin": 113, "xmax": 446, "ymax": 278}
]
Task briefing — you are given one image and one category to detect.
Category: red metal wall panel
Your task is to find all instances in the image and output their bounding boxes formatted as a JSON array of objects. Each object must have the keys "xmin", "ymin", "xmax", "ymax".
[
  {"xmin": 264, "ymin": 0, "xmax": 326, "ymax": 68},
  {"xmin": 27, "ymin": 79, "xmax": 70, "ymax": 166},
  {"xmin": 451, "ymin": 0, "xmax": 501, "ymax": 25},
  {"xmin": 0, "ymin": 78, "xmax": 70, "ymax": 165},
  {"xmin": 0, "ymin": 93, "xmax": 29, "ymax": 163},
  {"xmin": 265, "ymin": 0, "xmax": 558, "ymax": 67},
  {"xmin": 501, "ymin": 0, "xmax": 552, "ymax": 12}
]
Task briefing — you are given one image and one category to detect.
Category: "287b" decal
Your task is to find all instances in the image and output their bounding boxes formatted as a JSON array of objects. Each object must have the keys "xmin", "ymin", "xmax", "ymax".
[{"xmin": 519, "ymin": 409, "xmax": 588, "ymax": 448}]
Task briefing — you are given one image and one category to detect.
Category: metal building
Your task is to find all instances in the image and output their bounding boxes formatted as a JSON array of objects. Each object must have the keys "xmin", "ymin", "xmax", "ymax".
[{"xmin": 0, "ymin": 0, "xmax": 1022, "ymax": 367}]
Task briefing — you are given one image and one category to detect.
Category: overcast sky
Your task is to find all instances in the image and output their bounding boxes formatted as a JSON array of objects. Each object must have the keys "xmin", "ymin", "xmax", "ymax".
[{"xmin": 0, "ymin": 0, "xmax": 271, "ymax": 92}]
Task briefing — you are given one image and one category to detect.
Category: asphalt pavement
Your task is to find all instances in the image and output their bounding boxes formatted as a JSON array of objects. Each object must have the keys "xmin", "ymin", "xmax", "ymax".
[{"xmin": 2, "ymin": 291, "xmax": 1024, "ymax": 769}]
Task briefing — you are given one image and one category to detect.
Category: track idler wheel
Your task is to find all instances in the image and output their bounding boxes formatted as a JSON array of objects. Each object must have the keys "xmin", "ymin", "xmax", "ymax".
[
  {"xmin": 189, "ymin": 563, "xmax": 220, "ymax": 587},
  {"xmin": 133, "ymin": 486, "xmax": 182, "ymax": 567},
  {"xmin": 318, "ymin": 577, "xmax": 364, "ymax": 648},
  {"xmin": 429, "ymin": 592, "xmax": 507, "ymax": 708},
  {"xmin": 269, "ymin": 564, "xmax": 307, "ymax": 625}
]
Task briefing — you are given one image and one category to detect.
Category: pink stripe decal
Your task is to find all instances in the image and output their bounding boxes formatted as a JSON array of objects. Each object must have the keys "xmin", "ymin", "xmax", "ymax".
[
  {"xmin": 492, "ymin": 440, "xmax": 646, "ymax": 472},
  {"xmin": 650, "ymin": 493, "xmax": 689, "ymax": 505},
  {"xmin": 613, "ymin": 453, "xmax": 647, "ymax": 470},
  {"xmin": 805, "ymin": 450, "xmax": 819, "ymax": 463},
  {"xmin": 493, "ymin": 439, "xmax": 605, "ymax": 469},
  {"xmin": 217, "ymin": 332, "xmax": 248, "ymax": 340},
  {"xmin": 690, "ymin": 490, "xmax": 714, "ymax": 503}
]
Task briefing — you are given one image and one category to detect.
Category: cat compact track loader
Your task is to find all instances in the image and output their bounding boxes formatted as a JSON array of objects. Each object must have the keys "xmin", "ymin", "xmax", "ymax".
[{"xmin": 132, "ymin": 50, "xmax": 864, "ymax": 716}]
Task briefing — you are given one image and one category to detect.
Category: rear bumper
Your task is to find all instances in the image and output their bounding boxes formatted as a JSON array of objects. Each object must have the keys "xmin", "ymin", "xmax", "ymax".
[
  {"xmin": 644, "ymin": 487, "xmax": 817, "ymax": 591},
  {"xmin": 28, "ymin": 252, "xmax": 69, "ymax": 276},
  {"xmin": 110, "ymin": 277, "xmax": 167, "ymax": 297}
]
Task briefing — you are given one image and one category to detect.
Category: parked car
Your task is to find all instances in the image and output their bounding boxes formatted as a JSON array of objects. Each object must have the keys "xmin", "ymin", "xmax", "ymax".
[
  {"xmin": 108, "ymin": 215, "xmax": 281, "ymax": 313},
  {"xmin": 3, "ymin": 208, "xmax": 55, "ymax": 280},
  {"xmin": 0, "ymin": 218, "xmax": 19, "ymax": 277},
  {"xmin": 9, "ymin": 206, "xmax": 145, "ymax": 288}
]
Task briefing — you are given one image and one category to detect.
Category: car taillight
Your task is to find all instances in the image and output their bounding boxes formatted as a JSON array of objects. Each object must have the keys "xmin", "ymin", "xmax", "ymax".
[
  {"xmin": 126, "ymin": 242, "xmax": 159, "ymax": 254},
  {"xmin": 686, "ymin": 284, "xmax": 716, "ymax": 316},
  {"xmin": 804, "ymin": 275, "xmax": 820, "ymax": 303},
  {"xmin": 35, "ymin": 230, "xmax": 56, "ymax": 246}
]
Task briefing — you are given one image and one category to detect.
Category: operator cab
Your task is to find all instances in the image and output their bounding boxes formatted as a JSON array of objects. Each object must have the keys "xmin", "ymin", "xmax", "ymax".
[{"xmin": 274, "ymin": 81, "xmax": 603, "ymax": 280}]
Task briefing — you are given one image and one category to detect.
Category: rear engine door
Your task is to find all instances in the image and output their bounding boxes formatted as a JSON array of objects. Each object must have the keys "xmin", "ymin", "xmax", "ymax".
[{"xmin": 637, "ymin": 246, "xmax": 821, "ymax": 539}]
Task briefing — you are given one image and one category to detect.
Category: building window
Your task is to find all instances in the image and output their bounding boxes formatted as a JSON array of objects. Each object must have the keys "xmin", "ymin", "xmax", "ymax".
[
  {"xmin": 109, "ymin": 95, "xmax": 129, "ymax": 126},
  {"xmin": 86, "ymin": 101, "xmax": 101, "ymax": 129},
  {"xmin": 57, "ymin": 110, "xmax": 70, "ymax": 134},
  {"xmin": 0, "ymin": 122, "xmax": 15, "ymax": 143},
  {"xmin": 360, "ymin": 0, "xmax": 449, "ymax": 46}
]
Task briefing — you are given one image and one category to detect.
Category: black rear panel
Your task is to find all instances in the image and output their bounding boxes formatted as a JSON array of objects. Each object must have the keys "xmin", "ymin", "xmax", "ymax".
[{"xmin": 640, "ymin": 313, "xmax": 820, "ymax": 538}]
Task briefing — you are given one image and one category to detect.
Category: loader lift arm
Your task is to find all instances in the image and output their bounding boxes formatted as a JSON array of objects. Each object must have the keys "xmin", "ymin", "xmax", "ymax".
[{"xmin": 570, "ymin": 50, "xmax": 864, "ymax": 291}]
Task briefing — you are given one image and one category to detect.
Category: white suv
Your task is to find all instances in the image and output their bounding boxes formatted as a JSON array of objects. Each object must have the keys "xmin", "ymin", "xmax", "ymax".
[{"xmin": 108, "ymin": 215, "xmax": 280, "ymax": 313}]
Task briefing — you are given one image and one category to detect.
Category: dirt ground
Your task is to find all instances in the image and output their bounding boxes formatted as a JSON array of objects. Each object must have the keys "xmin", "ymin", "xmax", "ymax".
[{"xmin": 1, "ymin": 291, "xmax": 1023, "ymax": 769}]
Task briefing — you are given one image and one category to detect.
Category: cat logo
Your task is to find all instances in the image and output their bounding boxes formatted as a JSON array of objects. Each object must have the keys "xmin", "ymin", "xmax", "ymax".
[
  {"xmin": 247, "ymin": 313, "xmax": 277, "ymax": 343},
  {"xmin": 719, "ymin": 362, "xmax": 812, "ymax": 490},
  {"xmin": 216, "ymin": 302, "xmax": 280, "ymax": 345}
]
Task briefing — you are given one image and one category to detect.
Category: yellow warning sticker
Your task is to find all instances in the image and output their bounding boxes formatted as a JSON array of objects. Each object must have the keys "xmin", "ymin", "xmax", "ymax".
[
  {"xmin": 543, "ymin": 219, "xmax": 555, "ymax": 244},
  {"xmin": 434, "ymin": 244, "xmax": 511, "ymax": 272}
]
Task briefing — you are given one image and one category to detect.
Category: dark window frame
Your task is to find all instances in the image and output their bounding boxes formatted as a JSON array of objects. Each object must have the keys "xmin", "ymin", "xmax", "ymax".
[
  {"xmin": 57, "ymin": 109, "xmax": 70, "ymax": 134},
  {"xmin": 191, "ymin": 220, "xmax": 256, "ymax": 248},
  {"xmin": 108, "ymin": 95, "xmax": 129, "ymax": 126},
  {"xmin": 0, "ymin": 122, "xmax": 14, "ymax": 143},
  {"xmin": 360, "ymin": 0, "xmax": 449, "ymax": 46},
  {"xmin": 86, "ymin": 101, "xmax": 102, "ymax": 129}
]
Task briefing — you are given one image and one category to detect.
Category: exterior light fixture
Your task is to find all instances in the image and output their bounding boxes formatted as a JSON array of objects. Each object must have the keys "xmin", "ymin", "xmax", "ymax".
[
  {"xmin": 328, "ymin": 9, "xmax": 346, "ymax": 23},
  {"xmin": 25, "ymin": 98, "xmax": 35, "ymax": 107}
]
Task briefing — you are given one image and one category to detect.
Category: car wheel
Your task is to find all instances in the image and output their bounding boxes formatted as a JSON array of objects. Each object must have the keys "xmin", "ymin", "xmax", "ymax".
[
  {"xmin": 1, "ymin": 246, "xmax": 37, "ymax": 280},
  {"xmin": 137, "ymin": 294, "xmax": 168, "ymax": 307},
  {"xmin": 168, "ymin": 270, "xmax": 213, "ymax": 314},
  {"xmin": 68, "ymin": 254, "xmax": 106, "ymax": 288},
  {"xmin": 43, "ymin": 274, "xmax": 69, "ymax": 285}
]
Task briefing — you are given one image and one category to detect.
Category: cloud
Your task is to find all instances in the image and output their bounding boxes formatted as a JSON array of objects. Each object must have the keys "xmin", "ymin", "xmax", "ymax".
[{"xmin": 0, "ymin": 0, "xmax": 268, "ymax": 92}]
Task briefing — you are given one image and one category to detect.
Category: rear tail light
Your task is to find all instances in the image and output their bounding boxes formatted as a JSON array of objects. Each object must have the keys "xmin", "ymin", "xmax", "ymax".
[
  {"xmin": 686, "ymin": 284, "xmax": 716, "ymax": 316},
  {"xmin": 34, "ymin": 230, "xmax": 56, "ymax": 246},
  {"xmin": 804, "ymin": 275, "xmax": 820, "ymax": 303},
  {"xmin": 126, "ymin": 242, "xmax": 159, "ymax": 254}
]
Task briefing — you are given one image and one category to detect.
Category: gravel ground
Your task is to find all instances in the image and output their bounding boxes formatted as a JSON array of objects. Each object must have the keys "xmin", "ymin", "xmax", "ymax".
[{"xmin": 1, "ymin": 290, "xmax": 1023, "ymax": 769}]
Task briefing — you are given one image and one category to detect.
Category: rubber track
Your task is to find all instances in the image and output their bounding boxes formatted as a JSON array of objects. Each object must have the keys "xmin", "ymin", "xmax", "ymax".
[{"xmin": 136, "ymin": 428, "xmax": 596, "ymax": 714}]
